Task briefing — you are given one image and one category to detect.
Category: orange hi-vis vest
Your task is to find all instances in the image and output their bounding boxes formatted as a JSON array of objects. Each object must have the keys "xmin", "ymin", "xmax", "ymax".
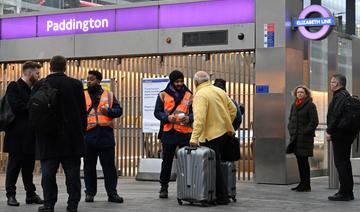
[
  {"xmin": 160, "ymin": 91, "xmax": 193, "ymax": 133},
  {"xmin": 85, "ymin": 90, "xmax": 114, "ymax": 131}
]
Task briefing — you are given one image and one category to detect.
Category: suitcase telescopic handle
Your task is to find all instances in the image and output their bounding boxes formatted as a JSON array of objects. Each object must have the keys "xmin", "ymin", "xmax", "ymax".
[
  {"xmin": 185, "ymin": 146, "xmax": 198, "ymax": 154},
  {"xmin": 186, "ymin": 152, "xmax": 192, "ymax": 187},
  {"xmin": 185, "ymin": 146, "xmax": 199, "ymax": 187}
]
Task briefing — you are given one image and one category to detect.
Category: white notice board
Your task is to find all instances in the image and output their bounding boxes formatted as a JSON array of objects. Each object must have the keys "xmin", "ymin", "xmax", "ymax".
[{"xmin": 142, "ymin": 78, "xmax": 169, "ymax": 133}]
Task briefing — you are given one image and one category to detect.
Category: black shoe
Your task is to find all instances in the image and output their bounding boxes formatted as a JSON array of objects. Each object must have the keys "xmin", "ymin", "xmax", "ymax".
[
  {"xmin": 66, "ymin": 205, "xmax": 78, "ymax": 212},
  {"xmin": 291, "ymin": 184, "xmax": 301, "ymax": 191},
  {"xmin": 159, "ymin": 187, "xmax": 168, "ymax": 199},
  {"xmin": 328, "ymin": 193, "xmax": 353, "ymax": 201},
  {"xmin": 108, "ymin": 193, "xmax": 124, "ymax": 203},
  {"xmin": 296, "ymin": 184, "xmax": 311, "ymax": 192},
  {"xmin": 216, "ymin": 198, "xmax": 230, "ymax": 205},
  {"xmin": 85, "ymin": 194, "xmax": 94, "ymax": 203},
  {"xmin": 7, "ymin": 196, "xmax": 20, "ymax": 206},
  {"xmin": 26, "ymin": 194, "xmax": 44, "ymax": 204},
  {"xmin": 38, "ymin": 205, "xmax": 54, "ymax": 212}
]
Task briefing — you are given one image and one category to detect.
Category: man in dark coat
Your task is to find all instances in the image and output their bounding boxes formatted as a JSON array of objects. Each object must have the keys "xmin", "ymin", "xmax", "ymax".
[
  {"xmin": 33, "ymin": 56, "xmax": 87, "ymax": 212},
  {"xmin": 84, "ymin": 70, "xmax": 124, "ymax": 204},
  {"xmin": 326, "ymin": 74, "xmax": 357, "ymax": 201},
  {"xmin": 4, "ymin": 61, "xmax": 44, "ymax": 206},
  {"xmin": 154, "ymin": 70, "xmax": 193, "ymax": 199}
]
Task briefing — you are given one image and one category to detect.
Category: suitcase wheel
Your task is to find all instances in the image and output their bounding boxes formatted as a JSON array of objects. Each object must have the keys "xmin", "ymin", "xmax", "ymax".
[
  {"xmin": 177, "ymin": 199, "xmax": 183, "ymax": 205},
  {"xmin": 232, "ymin": 197, "xmax": 237, "ymax": 202}
]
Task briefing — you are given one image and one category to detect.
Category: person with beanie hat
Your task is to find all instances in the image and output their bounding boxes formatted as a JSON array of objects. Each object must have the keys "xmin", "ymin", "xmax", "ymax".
[
  {"xmin": 169, "ymin": 70, "xmax": 184, "ymax": 84},
  {"xmin": 214, "ymin": 78, "xmax": 244, "ymax": 130},
  {"xmin": 154, "ymin": 70, "xmax": 193, "ymax": 199},
  {"xmin": 214, "ymin": 78, "xmax": 227, "ymax": 91}
]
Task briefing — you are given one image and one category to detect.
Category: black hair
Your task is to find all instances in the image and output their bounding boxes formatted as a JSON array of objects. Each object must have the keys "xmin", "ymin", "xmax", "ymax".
[
  {"xmin": 22, "ymin": 61, "xmax": 42, "ymax": 72},
  {"xmin": 213, "ymin": 78, "xmax": 226, "ymax": 91},
  {"xmin": 88, "ymin": 70, "xmax": 103, "ymax": 81},
  {"xmin": 50, "ymin": 55, "xmax": 67, "ymax": 73}
]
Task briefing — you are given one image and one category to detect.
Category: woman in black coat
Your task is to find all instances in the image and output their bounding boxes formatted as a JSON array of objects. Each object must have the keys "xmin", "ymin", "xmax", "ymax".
[{"xmin": 287, "ymin": 85, "xmax": 319, "ymax": 192}]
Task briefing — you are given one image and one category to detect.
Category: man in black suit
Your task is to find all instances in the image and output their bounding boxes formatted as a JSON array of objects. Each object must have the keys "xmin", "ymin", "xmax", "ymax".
[
  {"xmin": 4, "ymin": 61, "xmax": 44, "ymax": 207},
  {"xmin": 34, "ymin": 56, "xmax": 87, "ymax": 212}
]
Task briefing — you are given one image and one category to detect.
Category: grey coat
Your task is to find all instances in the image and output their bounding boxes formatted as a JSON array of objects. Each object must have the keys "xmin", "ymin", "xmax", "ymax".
[{"xmin": 288, "ymin": 97, "xmax": 319, "ymax": 157}]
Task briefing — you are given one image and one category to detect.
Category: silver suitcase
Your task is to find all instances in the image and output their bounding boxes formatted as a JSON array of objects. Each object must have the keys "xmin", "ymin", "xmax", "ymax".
[
  {"xmin": 221, "ymin": 161, "xmax": 237, "ymax": 202},
  {"xmin": 176, "ymin": 146, "xmax": 216, "ymax": 205}
]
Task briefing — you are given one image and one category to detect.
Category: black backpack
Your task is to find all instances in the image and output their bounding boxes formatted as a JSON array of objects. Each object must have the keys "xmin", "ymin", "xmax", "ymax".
[
  {"xmin": 0, "ymin": 94, "xmax": 15, "ymax": 131},
  {"xmin": 0, "ymin": 82, "xmax": 21, "ymax": 131},
  {"xmin": 338, "ymin": 95, "xmax": 360, "ymax": 134},
  {"xmin": 28, "ymin": 81, "xmax": 59, "ymax": 133}
]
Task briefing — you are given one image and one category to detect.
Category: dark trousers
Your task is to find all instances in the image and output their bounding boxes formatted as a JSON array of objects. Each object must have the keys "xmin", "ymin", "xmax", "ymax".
[
  {"xmin": 202, "ymin": 134, "xmax": 228, "ymax": 200},
  {"xmin": 160, "ymin": 143, "xmax": 187, "ymax": 187},
  {"xmin": 295, "ymin": 156, "xmax": 310, "ymax": 186},
  {"xmin": 5, "ymin": 153, "xmax": 36, "ymax": 198},
  {"xmin": 84, "ymin": 146, "xmax": 118, "ymax": 196},
  {"xmin": 332, "ymin": 139, "xmax": 353, "ymax": 195},
  {"xmin": 41, "ymin": 157, "xmax": 81, "ymax": 207}
]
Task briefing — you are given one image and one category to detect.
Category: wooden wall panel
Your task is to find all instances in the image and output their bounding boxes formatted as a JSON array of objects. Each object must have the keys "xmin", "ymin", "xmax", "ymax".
[{"xmin": 0, "ymin": 52, "xmax": 255, "ymax": 180}]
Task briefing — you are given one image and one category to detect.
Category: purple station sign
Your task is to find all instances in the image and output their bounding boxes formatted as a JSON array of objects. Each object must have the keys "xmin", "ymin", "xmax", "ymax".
[
  {"xmin": 1, "ymin": 16, "xmax": 37, "ymax": 39},
  {"xmin": 159, "ymin": 0, "xmax": 254, "ymax": 28},
  {"xmin": 0, "ymin": 0, "xmax": 255, "ymax": 40},
  {"xmin": 116, "ymin": 6, "xmax": 159, "ymax": 31}
]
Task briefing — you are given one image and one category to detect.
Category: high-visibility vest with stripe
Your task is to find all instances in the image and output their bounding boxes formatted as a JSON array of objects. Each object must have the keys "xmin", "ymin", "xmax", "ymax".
[
  {"xmin": 160, "ymin": 91, "xmax": 192, "ymax": 133},
  {"xmin": 85, "ymin": 90, "xmax": 114, "ymax": 131}
]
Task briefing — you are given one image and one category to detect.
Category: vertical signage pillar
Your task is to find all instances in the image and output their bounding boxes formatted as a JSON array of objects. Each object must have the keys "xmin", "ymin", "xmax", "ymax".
[
  {"xmin": 327, "ymin": 33, "xmax": 339, "ymax": 189},
  {"xmin": 254, "ymin": 0, "xmax": 305, "ymax": 184}
]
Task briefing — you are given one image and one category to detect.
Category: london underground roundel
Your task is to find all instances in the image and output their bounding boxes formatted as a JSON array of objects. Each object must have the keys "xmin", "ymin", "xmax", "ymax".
[{"xmin": 293, "ymin": 5, "xmax": 335, "ymax": 40}]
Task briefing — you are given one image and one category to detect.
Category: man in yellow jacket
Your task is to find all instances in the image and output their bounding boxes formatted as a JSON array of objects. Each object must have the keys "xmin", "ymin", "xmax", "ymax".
[{"xmin": 190, "ymin": 71, "xmax": 237, "ymax": 205}]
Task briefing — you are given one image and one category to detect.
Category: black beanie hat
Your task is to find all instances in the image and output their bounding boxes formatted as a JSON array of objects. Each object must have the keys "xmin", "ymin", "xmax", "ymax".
[
  {"xmin": 214, "ymin": 78, "xmax": 226, "ymax": 91},
  {"xmin": 169, "ymin": 70, "xmax": 184, "ymax": 84}
]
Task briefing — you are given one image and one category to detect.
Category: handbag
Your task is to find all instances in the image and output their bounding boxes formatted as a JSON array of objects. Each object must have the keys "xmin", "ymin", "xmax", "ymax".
[{"xmin": 221, "ymin": 135, "xmax": 241, "ymax": 162}]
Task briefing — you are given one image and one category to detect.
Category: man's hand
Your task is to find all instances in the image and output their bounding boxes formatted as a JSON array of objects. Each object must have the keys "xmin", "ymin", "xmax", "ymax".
[
  {"xmin": 100, "ymin": 106, "xmax": 109, "ymax": 115},
  {"xmin": 179, "ymin": 116, "xmax": 190, "ymax": 124},
  {"xmin": 190, "ymin": 140, "xmax": 198, "ymax": 147},
  {"xmin": 168, "ymin": 114, "xmax": 176, "ymax": 123},
  {"xmin": 326, "ymin": 133, "xmax": 331, "ymax": 142},
  {"xmin": 227, "ymin": 131, "xmax": 235, "ymax": 137}
]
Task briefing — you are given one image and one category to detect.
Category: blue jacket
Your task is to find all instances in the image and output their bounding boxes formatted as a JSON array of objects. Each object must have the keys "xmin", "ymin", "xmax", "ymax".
[
  {"xmin": 85, "ymin": 86, "xmax": 122, "ymax": 148},
  {"xmin": 232, "ymin": 100, "xmax": 243, "ymax": 131}
]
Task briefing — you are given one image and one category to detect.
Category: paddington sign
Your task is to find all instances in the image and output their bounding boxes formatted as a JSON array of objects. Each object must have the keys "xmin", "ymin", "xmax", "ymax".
[
  {"xmin": 293, "ymin": 5, "xmax": 335, "ymax": 40},
  {"xmin": 38, "ymin": 10, "xmax": 115, "ymax": 36},
  {"xmin": 0, "ymin": 0, "xmax": 255, "ymax": 40},
  {"xmin": 46, "ymin": 18, "xmax": 109, "ymax": 32},
  {"xmin": 46, "ymin": 18, "xmax": 110, "ymax": 32}
]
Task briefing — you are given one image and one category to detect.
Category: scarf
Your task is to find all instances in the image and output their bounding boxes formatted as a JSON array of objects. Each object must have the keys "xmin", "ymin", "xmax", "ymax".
[{"xmin": 295, "ymin": 98, "xmax": 304, "ymax": 107}]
